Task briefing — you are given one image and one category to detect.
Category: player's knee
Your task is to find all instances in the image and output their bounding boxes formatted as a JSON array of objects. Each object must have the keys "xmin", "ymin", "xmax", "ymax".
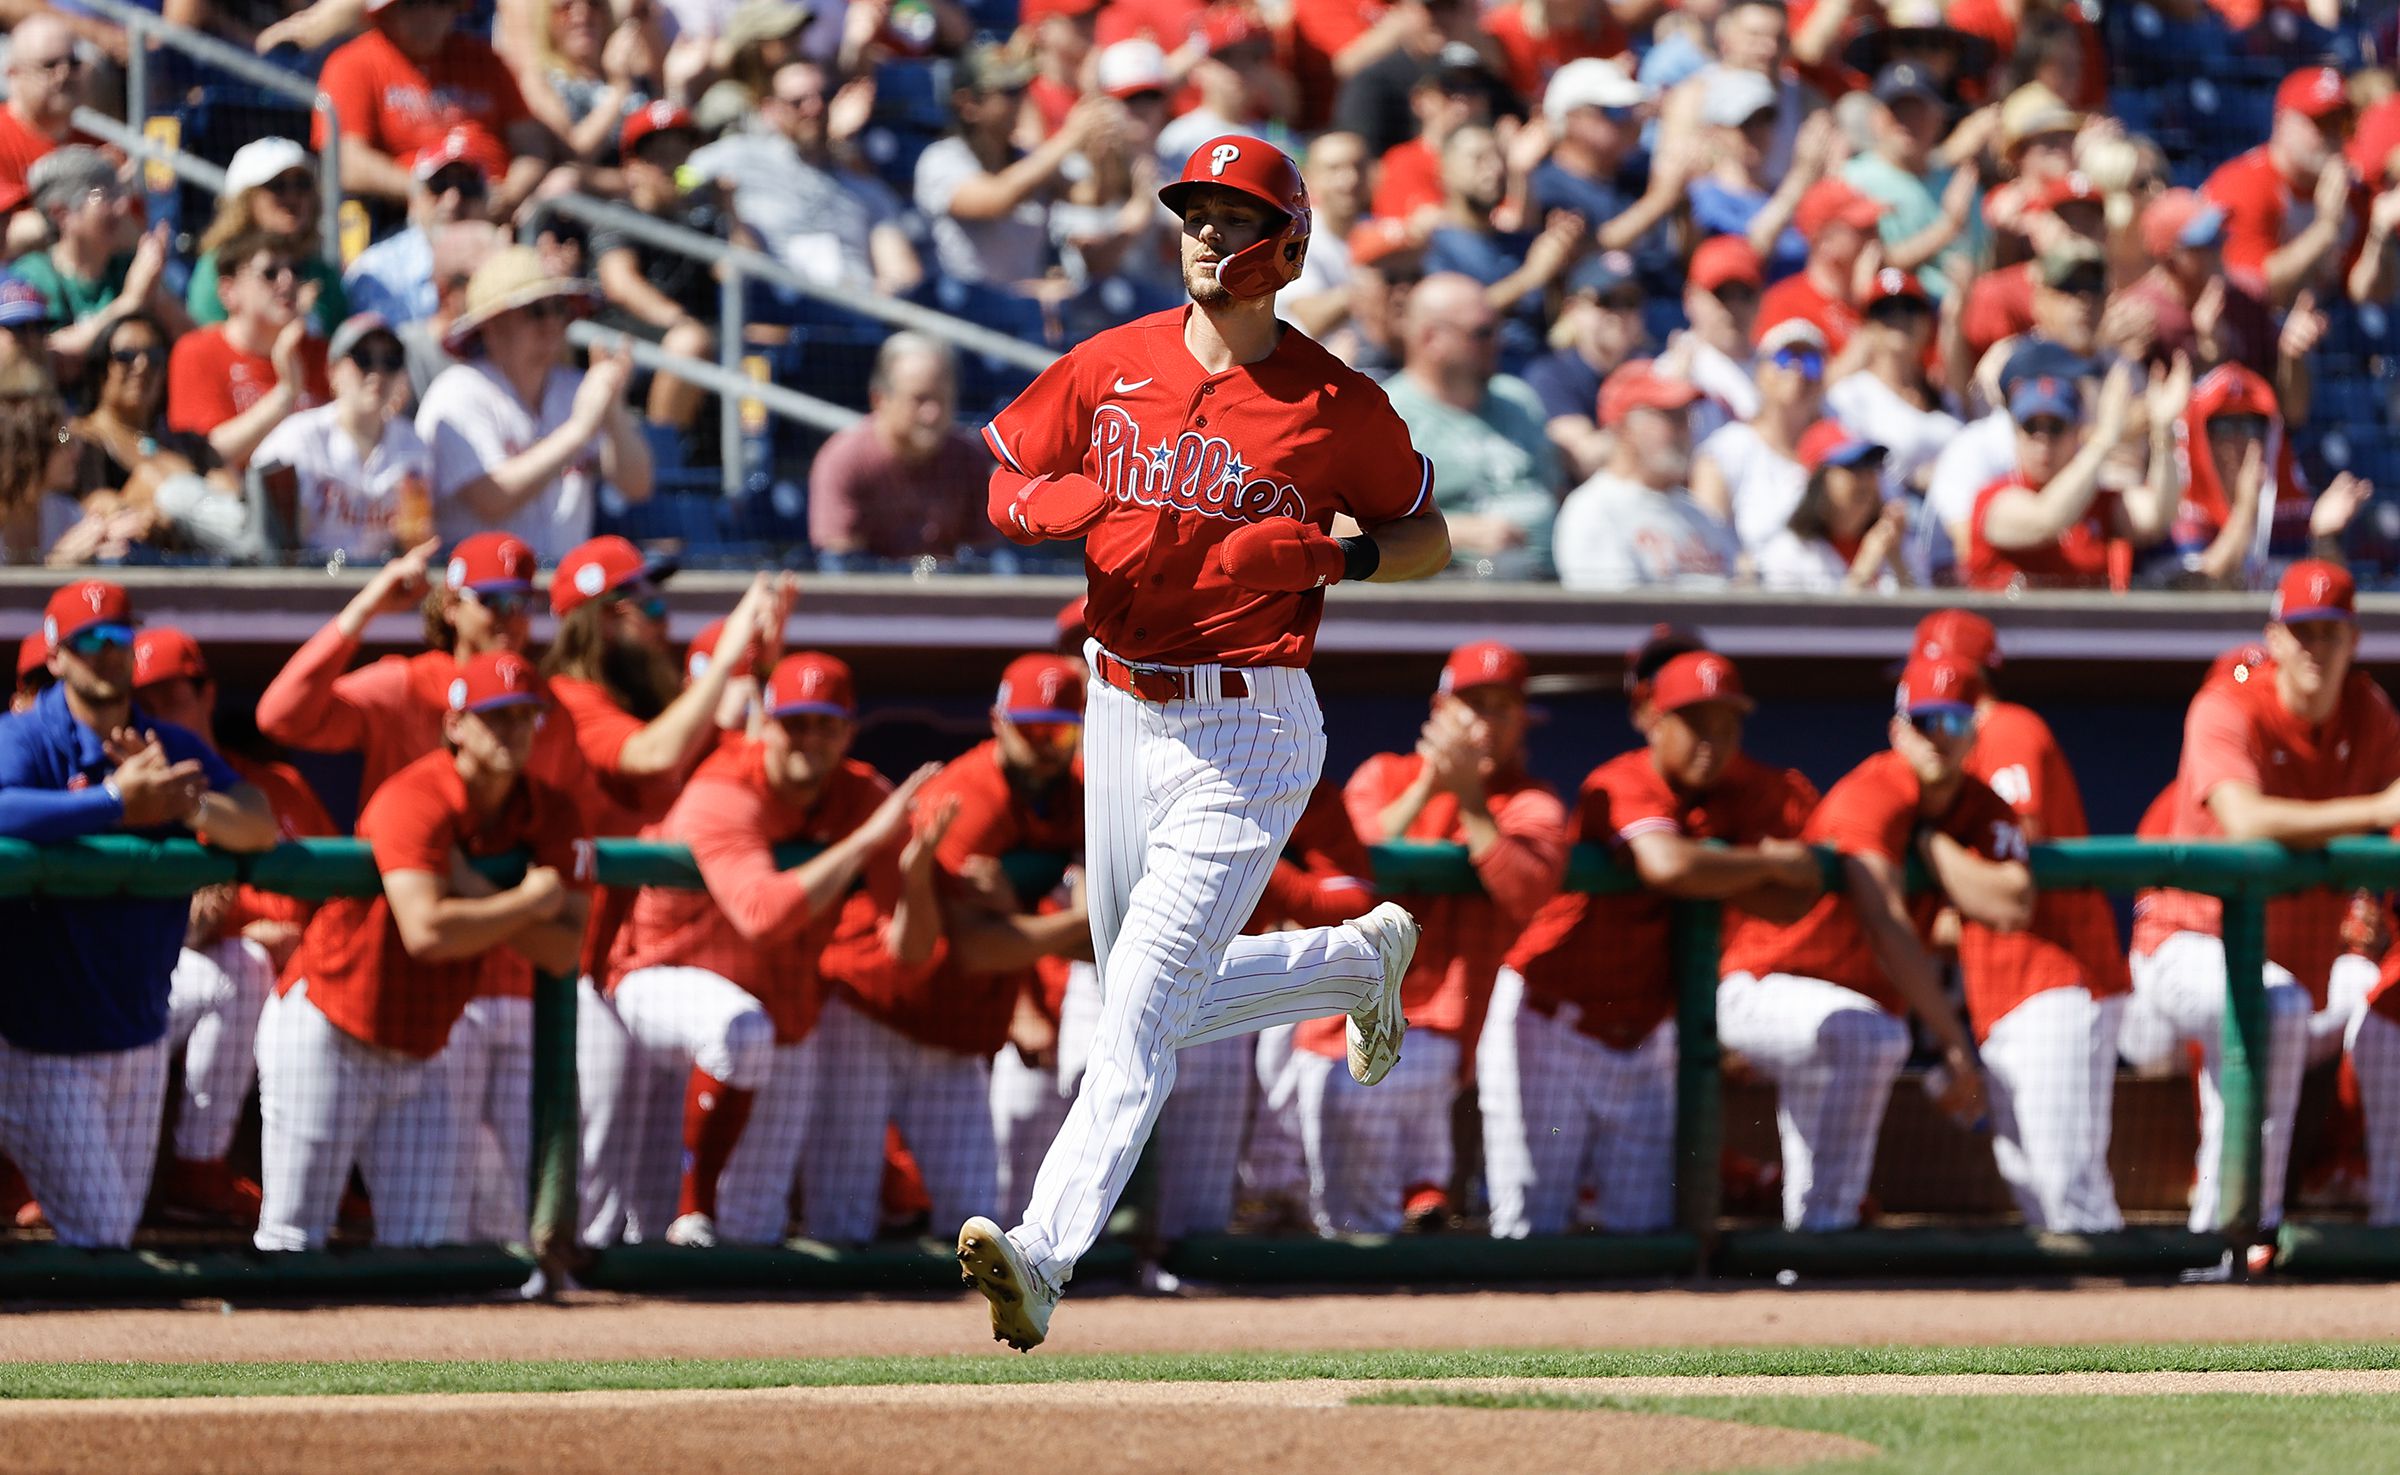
[
  {"xmin": 1816, "ymin": 1007, "xmax": 1908, "ymax": 1073},
  {"xmin": 709, "ymin": 1010, "xmax": 775, "ymax": 1090}
]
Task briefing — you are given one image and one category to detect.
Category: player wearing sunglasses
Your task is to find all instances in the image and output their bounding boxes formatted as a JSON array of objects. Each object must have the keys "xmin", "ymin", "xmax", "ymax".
[{"xmin": 1717, "ymin": 653, "xmax": 2036, "ymax": 1231}]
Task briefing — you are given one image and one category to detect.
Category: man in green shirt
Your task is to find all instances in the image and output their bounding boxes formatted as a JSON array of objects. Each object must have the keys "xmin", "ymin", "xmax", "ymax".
[
  {"xmin": 1841, "ymin": 63, "xmax": 1985, "ymax": 303},
  {"xmin": 13, "ymin": 147, "xmax": 191, "ymax": 374}
]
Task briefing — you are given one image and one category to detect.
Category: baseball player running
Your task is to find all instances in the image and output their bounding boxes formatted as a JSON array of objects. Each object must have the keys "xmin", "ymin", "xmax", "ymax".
[
  {"xmin": 1491, "ymin": 651, "xmax": 1820, "ymax": 1238},
  {"xmin": 0, "ymin": 582, "xmax": 277, "ymax": 1248},
  {"xmin": 957, "ymin": 134, "xmax": 1450, "ymax": 1349},
  {"xmin": 1717, "ymin": 655, "xmax": 2033, "ymax": 1231}
]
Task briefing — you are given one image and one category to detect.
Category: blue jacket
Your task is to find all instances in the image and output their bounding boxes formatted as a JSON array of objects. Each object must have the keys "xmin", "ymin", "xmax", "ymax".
[{"xmin": 0, "ymin": 685, "xmax": 240, "ymax": 1053}]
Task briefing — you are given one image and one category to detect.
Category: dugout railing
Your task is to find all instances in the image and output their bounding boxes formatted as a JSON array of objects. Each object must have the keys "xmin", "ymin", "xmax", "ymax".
[{"xmin": 0, "ymin": 833, "xmax": 2392, "ymax": 1298}]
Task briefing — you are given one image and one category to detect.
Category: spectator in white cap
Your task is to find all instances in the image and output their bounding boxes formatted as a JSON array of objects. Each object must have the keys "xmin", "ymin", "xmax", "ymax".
[
  {"xmin": 185, "ymin": 139, "xmax": 346, "ymax": 339},
  {"xmin": 346, "ymin": 129, "xmax": 506, "ymax": 329},
  {"xmin": 1691, "ymin": 318, "xmax": 1825, "ymax": 559},
  {"xmin": 1687, "ymin": 70, "xmax": 1841, "ymax": 280},
  {"xmin": 13, "ymin": 147, "xmax": 188, "ymax": 368},
  {"xmin": 252, "ymin": 313, "xmax": 435, "ymax": 562},
  {"xmin": 1532, "ymin": 59, "xmax": 1681, "ymax": 280}
]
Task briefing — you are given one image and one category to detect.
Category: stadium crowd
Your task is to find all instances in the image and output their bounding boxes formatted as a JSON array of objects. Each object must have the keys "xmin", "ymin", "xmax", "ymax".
[{"xmin": 0, "ymin": 0, "xmax": 2382, "ymax": 584}]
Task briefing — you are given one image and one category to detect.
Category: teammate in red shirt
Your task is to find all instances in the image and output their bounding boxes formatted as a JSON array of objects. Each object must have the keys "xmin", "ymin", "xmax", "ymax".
[
  {"xmin": 959, "ymin": 135, "xmax": 1450, "ymax": 1350},
  {"xmin": 595, "ymin": 654, "xmax": 930, "ymax": 1247},
  {"xmin": 1488, "ymin": 652, "xmax": 1820, "ymax": 1238},
  {"xmin": 255, "ymin": 651, "xmax": 592, "ymax": 1251},
  {"xmin": 1909, "ymin": 611, "xmax": 2130, "ymax": 1232},
  {"xmin": 1963, "ymin": 361, "xmax": 2183, "ymax": 593},
  {"xmin": 2127, "ymin": 560, "xmax": 2400, "ymax": 1236},
  {"xmin": 1718, "ymin": 655, "xmax": 2035, "ymax": 1231}
]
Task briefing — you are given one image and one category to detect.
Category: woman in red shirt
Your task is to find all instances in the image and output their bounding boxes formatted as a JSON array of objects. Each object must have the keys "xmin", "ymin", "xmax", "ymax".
[{"xmin": 1964, "ymin": 357, "xmax": 2186, "ymax": 592}]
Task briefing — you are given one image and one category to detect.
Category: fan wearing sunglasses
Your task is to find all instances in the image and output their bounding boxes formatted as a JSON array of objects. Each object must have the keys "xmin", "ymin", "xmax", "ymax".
[
  {"xmin": 250, "ymin": 313, "xmax": 433, "ymax": 563},
  {"xmin": 1717, "ymin": 654, "xmax": 2035, "ymax": 1232}
]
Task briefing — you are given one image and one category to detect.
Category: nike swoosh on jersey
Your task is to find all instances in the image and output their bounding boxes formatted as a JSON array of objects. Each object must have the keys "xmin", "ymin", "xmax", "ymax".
[{"xmin": 1112, "ymin": 376, "xmax": 1154, "ymax": 394}]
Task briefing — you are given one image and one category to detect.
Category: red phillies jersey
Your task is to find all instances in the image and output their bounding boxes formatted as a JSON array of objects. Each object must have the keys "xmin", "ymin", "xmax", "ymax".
[
  {"xmin": 214, "ymin": 754, "xmax": 339, "ymax": 943},
  {"xmin": 289, "ymin": 751, "xmax": 592, "ymax": 1058},
  {"xmin": 1720, "ymin": 749, "xmax": 2026, "ymax": 1015},
  {"xmin": 1510, "ymin": 750, "xmax": 1817, "ymax": 1050},
  {"xmin": 1247, "ymin": 777, "xmax": 1376, "ymax": 933},
  {"xmin": 544, "ymin": 675, "xmax": 689, "ymax": 836},
  {"xmin": 1956, "ymin": 700, "xmax": 2129, "ymax": 1041},
  {"xmin": 313, "ymin": 27, "xmax": 529, "ymax": 159},
  {"xmin": 608, "ymin": 742, "xmax": 893, "ymax": 1043},
  {"xmin": 983, "ymin": 307, "xmax": 1432, "ymax": 668},
  {"xmin": 2132, "ymin": 662, "xmax": 2400, "ymax": 1004},
  {"xmin": 1293, "ymin": 752, "xmax": 1567, "ymax": 1059},
  {"xmin": 821, "ymin": 741, "xmax": 1084, "ymax": 1058},
  {"xmin": 2203, "ymin": 145, "xmax": 2369, "ymax": 293},
  {"xmin": 1964, "ymin": 477, "xmax": 2118, "ymax": 592},
  {"xmin": 1756, "ymin": 273, "xmax": 1860, "ymax": 356}
]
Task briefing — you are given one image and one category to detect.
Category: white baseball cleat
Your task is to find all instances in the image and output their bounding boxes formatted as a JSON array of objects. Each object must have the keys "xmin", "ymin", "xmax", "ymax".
[
  {"xmin": 957, "ymin": 1216, "xmax": 1056, "ymax": 1352},
  {"xmin": 664, "ymin": 1212, "xmax": 718, "ymax": 1248},
  {"xmin": 1346, "ymin": 902, "xmax": 1417, "ymax": 1086}
]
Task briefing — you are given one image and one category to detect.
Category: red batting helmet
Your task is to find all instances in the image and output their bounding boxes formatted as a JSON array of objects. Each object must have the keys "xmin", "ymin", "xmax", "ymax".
[{"xmin": 1158, "ymin": 136, "xmax": 1310, "ymax": 299}]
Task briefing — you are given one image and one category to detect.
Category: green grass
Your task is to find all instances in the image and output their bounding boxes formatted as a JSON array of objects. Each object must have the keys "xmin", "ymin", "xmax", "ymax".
[
  {"xmin": 1356, "ymin": 1389, "xmax": 2400, "ymax": 1475},
  {"xmin": 4, "ymin": 1340, "xmax": 2399, "ymax": 1401}
]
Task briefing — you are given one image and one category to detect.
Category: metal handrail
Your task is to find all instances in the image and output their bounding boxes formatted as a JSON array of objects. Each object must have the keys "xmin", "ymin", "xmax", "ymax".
[
  {"xmin": 565, "ymin": 319, "xmax": 862, "ymax": 436},
  {"xmin": 74, "ymin": 106, "xmax": 226, "ymax": 193}
]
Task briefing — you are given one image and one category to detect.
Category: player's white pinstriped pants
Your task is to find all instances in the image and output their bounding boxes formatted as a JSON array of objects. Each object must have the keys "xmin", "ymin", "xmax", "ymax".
[
  {"xmin": 802, "ymin": 994, "xmax": 998, "ymax": 1246},
  {"xmin": 1294, "ymin": 1030, "xmax": 1460, "ymax": 1234},
  {"xmin": 1980, "ymin": 987, "xmax": 2123, "ymax": 1233},
  {"xmin": 1479, "ymin": 968, "xmax": 1677, "ymax": 1238},
  {"xmin": 2346, "ymin": 1007, "xmax": 2400, "ymax": 1225},
  {"xmin": 447, "ymin": 995, "xmax": 533, "ymax": 1243},
  {"xmin": 2123, "ymin": 932, "xmax": 2309, "ymax": 1232},
  {"xmin": 1006, "ymin": 649, "xmax": 1385, "ymax": 1292},
  {"xmin": 254, "ymin": 981, "xmax": 467, "ymax": 1250},
  {"xmin": 1718, "ymin": 972, "xmax": 1910, "ymax": 1231},
  {"xmin": 0, "ymin": 1032, "xmax": 168, "ymax": 1247},
  {"xmin": 166, "ymin": 937, "xmax": 276, "ymax": 1162}
]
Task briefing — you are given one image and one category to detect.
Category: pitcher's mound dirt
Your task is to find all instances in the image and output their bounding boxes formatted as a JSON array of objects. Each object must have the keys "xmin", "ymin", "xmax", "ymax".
[{"xmin": 0, "ymin": 1383, "xmax": 1876, "ymax": 1475}]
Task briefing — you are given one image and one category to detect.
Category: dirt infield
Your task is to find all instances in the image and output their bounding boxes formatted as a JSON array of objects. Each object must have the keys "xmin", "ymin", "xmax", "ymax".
[{"xmin": 7, "ymin": 1282, "xmax": 2400, "ymax": 1364}]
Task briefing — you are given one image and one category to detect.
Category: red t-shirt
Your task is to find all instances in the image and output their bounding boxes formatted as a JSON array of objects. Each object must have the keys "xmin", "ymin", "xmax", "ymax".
[
  {"xmin": 2202, "ymin": 145, "xmax": 2370, "ymax": 294},
  {"xmin": 1956, "ymin": 700, "xmax": 2129, "ymax": 1041},
  {"xmin": 2132, "ymin": 662, "xmax": 2400, "ymax": 1004},
  {"xmin": 983, "ymin": 304, "xmax": 1433, "ymax": 668},
  {"xmin": 1248, "ymin": 776, "xmax": 1376, "ymax": 933},
  {"xmin": 0, "ymin": 105, "xmax": 63, "ymax": 214},
  {"xmin": 1369, "ymin": 136, "xmax": 1441, "ymax": 222},
  {"xmin": 608, "ymin": 742, "xmax": 895, "ymax": 1043},
  {"xmin": 821, "ymin": 740, "xmax": 1084, "ymax": 1058},
  {"xmin": 165, "ymin": 325, "xmax": 331, "ymax": 437},
  {"xmin": 1756, "ymin": 271, "xmax": 1861, "ymax": 356},
  {"xmin": 1288, "ymin": 0, "xmax": 1389, "ymax": 127},
  {"xmin": 291, "ymin": 750, "xmax": 592, "ymax": 1058},
  {"xmin": 1719, "ymin": 749, "xmax": 2026, "ymax": 1015},
  {"xmin": 1509, "ymin": 750, "xmax": 1818, "ymax": 1050},
  {"xmin": 1964, "ymin": 475, "xmax": 2118, "ymax": 592},
  {"xmin": 1293, "ymin": 751, "xmax": 1567, "ymax": 1060},
  {"xmin": 1959, "ymin": 261, "xmax": 2036, "ymax": 362},
  {"xmin": 315, "ymin": 27, "xmax": 530, "ymax": 162},
  {"xmin": 1945, "ymin": 0, "xmax": 2107, "ymax": 111},
  {"xmin": 1484, "ymin": 1, "xmax": 1627, "ymax": 104}
]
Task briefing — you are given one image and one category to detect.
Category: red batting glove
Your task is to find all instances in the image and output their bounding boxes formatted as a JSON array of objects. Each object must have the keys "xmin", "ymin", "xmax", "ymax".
[
  {"xmin": 989, "ymin": 470, "xmax": 1110, "ymax": 546},
  {"xmin": 1212, "ymin": 517, "xmax": 1347, "ymax": 592}
]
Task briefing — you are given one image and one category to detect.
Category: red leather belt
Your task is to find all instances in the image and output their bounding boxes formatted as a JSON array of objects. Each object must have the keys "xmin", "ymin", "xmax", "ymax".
[{"xmin": 1095, "ymin": 651, "xmax": 1250, "ymax": 703}]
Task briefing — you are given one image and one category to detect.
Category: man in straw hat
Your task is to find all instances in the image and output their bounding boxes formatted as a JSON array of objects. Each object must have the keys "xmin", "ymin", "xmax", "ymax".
[{"xmin": 415, "ymin": 245, "xmax": 652, "ymax": 562}]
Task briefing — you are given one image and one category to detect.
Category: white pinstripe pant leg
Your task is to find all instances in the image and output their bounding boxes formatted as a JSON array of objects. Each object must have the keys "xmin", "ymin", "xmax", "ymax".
[
  {"xmin": 1982, "ymin": 987, "xmax": 2124, "ymax": 1233},
  {"xmin": 1719, "ymin": 972, "xmax": 1910, "ymax": 1232},
  {"xmin": 1296, "ymin": 1032, "xmax": 1461, "ymax": 1234},
  {"xmin": 715, "ymin": 1036, "xmax": 820, "ymax": 1245},
  {"xmin": 1587, "ymin": 1020, "xmax": 1678, "ymax": 1235},
  {"xmin": 1239, "ymin": 1024, "xmax": 1308, "ymax": 1205},
  {"xmin": 165, "ymin": 938, "xmax": 275, "ymax": 1163},
  {"xmin": 1009, "ymin": 659, "xmax": 1382, "ymax": 1291},
  {"xmin": 611, "ymin": 967, "xmax": 778, "ymax": 1242},
  {"xmin": 1480, "ymin": 976, "xmax": 1587, "ymax": 1239},
  {"xmin": 800, "ymin": 995, "xmax": 906, "ymax": 1246},
  {"xmin": 2348, "ymin": 1009, "xmax": 2400, "ymax": 1226},
  {"xmin": 0, "ymin": 1031, "xmax": 168, "ymax": 1249}
]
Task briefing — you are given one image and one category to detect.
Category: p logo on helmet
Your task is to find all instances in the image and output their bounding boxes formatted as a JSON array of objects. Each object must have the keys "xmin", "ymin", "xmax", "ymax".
[{"xmin": 1210, "ymin": 143, "xmax": 1241, "ymax": 175}]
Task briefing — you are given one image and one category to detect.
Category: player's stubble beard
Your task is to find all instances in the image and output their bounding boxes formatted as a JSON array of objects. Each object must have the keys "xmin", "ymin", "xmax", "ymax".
[{"xmin": 1185, "ymin": 258, "xmax": 1231, "ymax": 306}]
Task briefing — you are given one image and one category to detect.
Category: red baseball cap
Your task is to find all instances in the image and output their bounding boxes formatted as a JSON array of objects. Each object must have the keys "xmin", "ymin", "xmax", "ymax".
[
  {"xmin": 621, "ymin": 100, "xmax": 699, "ymax": 154},
  {"xmin": 2351, "ymin": 97, "xmax": 2400, "ymax": 185},
  {"xmin": 43, "ymin": 579, "xmax": 137, "ymax": 651},
  {"xmin": 1795, "ymin": 177, "xmax": 1885, "ymax": 238},
  {"xmin": 1689, "ymin": 235, "xmax": 1762, "ymax": 294},
  {"xmin": 2273, "ymin": 558, "xmax": 2356, "ymax": 624},
  {"xmin": 1597, "ymin": 359, "xmax": 1701, "ymax": 428},
  {"xmin": 1797, "ymin": 418, "xmax": 1883, "ymax": 473},
  {"xmin": 1347, "ymin": 218, "xmax": 1418, "ymax": 268},
  {"xmin": 2276, "ymin": 65, "xmax": 2349, "ymax": 122},
  {"xmin": 16, "ymin": 631, "xmax": 43, "ymax": 682},
  {"xmin": 996, "ymin": 653, "xmax": 1086, "ymax": 723},
  {"xmin": 764, "ymin": 652, "xmax": 856, "ymax": 718},
  {"xmin": 2026, "ymin": 170, "xmax": 2104, "ymax": 218},
  {"xmin": 132, "ymin": 627, "xmax": 209, "ymax": 689},
  {"xmin": 1652, "ymin": 651, "xmax": 1754, "ymax": 715},
  {"xmin": 1862, "ymin": 266, "xmax": 1929, "ymax": 308},
  {"xmin": 1896, "ymin": 654, "xmax": 1985, "ymax": 716},
  {"xmin": 1911, "ymin": 609, "xmax": 2002, "ymax": 672},
  {"xmin": 447, "ymin": 649, "xmax": 546, "ymax": 713},
  {"xmin": 409, "ymin": 126, "xmax": 507, "ymax": 185},
  {"xmin": 684, "ymin": 617, "xmax": 760, "ymax": 683},
  {"xmin": 446, "ymin": 531, "xmax": 537, "ymax": 594},
  {"xmin": 1438, "ymin": 640, "xmax": 1530, "ymax": 696},
  {"xmin": 552, "ymin": 535, "xmax": 677, "ymax": 616},
  {"xmin": 2192, "ymin": 362, "xmax": 2277, "ymax": 422},
  {"xmin": 2139, "ymin": 188, "xmax": 2228, "ymax": 259}
]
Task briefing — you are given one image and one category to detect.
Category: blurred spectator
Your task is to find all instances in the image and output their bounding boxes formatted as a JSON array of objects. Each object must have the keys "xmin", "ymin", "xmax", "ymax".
[
  {"xmin": 345, "ymin": 129, "xmax": 506, "ymax": 329},
  {"xmin": 1052, "ymin": 48, "xmax": 1174, "ymax": 297},
  {"xmin": 0, "ymin": 277, "xmax": 51, "ymax": 379},
  {"xmin": 1524, "ymin": 249, "xmax": 1648, "ymax": 481},
  {"xmin": 1553, "ymin": 359, "xmax": 1736, "ymax": 590},
  {"xmin": 1661, "ymin": 0, "xmax": 1814, "ymax": 184},
  {"xmin": 316, "ymin": 0, "xmax": 560, "ymax": 216},
  {"xmin": 694, "ymin": 0, "xmax": 820, "ymax": 136},
  {"xmin": 1424, "ymin": 125, "xmax": 1583, "ymax": 368},
  {"xmin": 13, "ymin": 148, "xmax": 189, "ymax": 366},
  {"xmin": 1689, "ymin": 75, "xmax": 1834, "ymax": 279},
  {"xmin": 916, "ymin": 44, "xmax": 1072, "ymax": 292},
  {"xmin": 1948, "ymin": 0, "xmax": 2105, "ymax": 111},
  {"xmin": 1843, "ymin": 62, "xmax": 1983, "ymax": 302},
  {"xmin": 2160, "ymin": 362, "xmax": 2362, "ymax": 589},
  {"xmin": 1331, "ymin": 218, "xmax": 1425, "ymax": 372},
  {"xmin": 1353, "ymin": 42, "xmax": 1499, "ymax": 223},
  {"xmin": 1980, "ymin": 82, "xmax": 2081, "ymax": 260},
  {"xmin": 1963, "ymin": 171, "xmax": 2105, "ymax": 361},
  {"xmin": 690, "ymin": 61, "xmax": 922, "ymax": 296},
  {"xmin": 1668, "ymin": 235, "xmax": 1766, "ymax": 443},
  {"xmin": 807, "ymin": 333, "xmax": 994, "ymax": 564},
  {"xmin": 1486, "ymin": 0, "xmax": 1627, "ymax": 103},
  {"xmin": 834, "ymin": 0, "xmax": 974, "ymax": 76},
  {"xmin": 1155, "ymin": 10, "xmax": 1302, "ymax": 167},
  {"xmin": 1532, "ymin": 59, "xmax": 1682, "ymax": 287},
  {"xmin": 592, "ymin": 102, "xmax": 754, "ymax": 432},
  {"xmin": 398, "ymin": 221, "xmax": 503, "ymax": 396},
  {"xmin": 504, "ymin": 0, "xmax": 666, "ymax": 165},
  {"xmin": 184, "ymin": 141, "xmax": 347, "ymax": 340},
  {"xmin": 2204, "ymin": 66, "xmax": 2388, "ymax": 309},
  {"xmin": 417, "ymin": 246, "xmax": 654, "ymax": 559},
  {"xmin": 1757, "ymin": 176, "xmax": 1886, "ymax": 356},
  {"xmin": 50, "ymin": 315, "xmax": 239, "ymax": 566},
  {"xmin": 164, "ymin": 231, "xmax": 333, "ymax": 476},
  {"xmin": 2022, "ymin": 237, "xmax": 2112, "ymax": 362},
  {"xmin": 0, "ymin": 361, "xmax": 73, "ymax": 562},
  {"xmin": 2112, "ymin": 189, "xmax": 2278, "ymax": 388},
  {"xmin": 1826, "ymin": 267, "xmax": 1960, "ymax": 494},
  {"xmin": 1756, "ymin": 421, "xmax": 1905, "ymax": 591},
  {"xmin": 0, "ymin": 16, "xmax": 89, "ymax": 220},
  {"xmin": 1279, "ymin": 131, "xmax": 1374, "ymax": 337},
  {"xmin": 1692, "ymin": 318, "xmax": 1824, "ymax": 557},
  {"xmin": 1023, "ymin": 0, "xmax": 1100, "ymax": 138},
  {"xmin": 1961, "ymin": 361, "xmax": 2183, "ymax": 591},
  {"xmin": 1923, "ymin": 336, "xmax": 2091, "ymax": 576},
  {"xmin": 251, "ymin": 313, "xmax": 433, "ymax": 562},
  {"xmin": 1382, "ymin": 272, "xmax": 1561, "ymax": 575}
]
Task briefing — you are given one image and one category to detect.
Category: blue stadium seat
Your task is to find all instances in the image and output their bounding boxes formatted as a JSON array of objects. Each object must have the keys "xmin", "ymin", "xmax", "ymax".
[
  {"xmin": 872, "ymin": 60, "xmax": 955, "ymax": 132},
  {"xmin": 599, "ymin": 489, "xmax": 734, "ymax": 554}
]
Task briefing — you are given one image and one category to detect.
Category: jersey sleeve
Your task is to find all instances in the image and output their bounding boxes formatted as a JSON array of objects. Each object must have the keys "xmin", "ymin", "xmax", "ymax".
[
  {"xmin": 1816, "ymin": 763, "xmax": 1914, "ymax": 867},
  {"xmin": 1474, "ymin": 785, "xmax": 1571, "ymax": 924},
  {"xmin": 930, "ymin": 766, "xmax": 1019, "ymax": 880},
  {"xmin": 983, "ymin": 348, "xmax": 1094, "ymax": 480},
  {"xmin": 361, "ymin": 774, "xmax": 453, "ymax": 877},
  {"xmin": 550, "ymin": 679, "xmax": 647, "ymax": 776},
  {"xmin": 313, "ymin": 42, "xmax": 375, "ymax": 147},
  {"xmin": 1342, "ymin": 751, "xmax": 1413, "ymax": 843},
  {"xmin": 1593, "ymin": 759, "xmax": 1680, "ymax": 845},
  {"xmin": 2183, "ymin": 683, "xmax": 2264, "ymax": 807},
  {"xmin": 2356, "ymin": 680, "xmax": 2400, "ymax": 789},
  {"xmin": 1330, "ymin": 378, "xmax": 1434, "ymax": 526}
]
